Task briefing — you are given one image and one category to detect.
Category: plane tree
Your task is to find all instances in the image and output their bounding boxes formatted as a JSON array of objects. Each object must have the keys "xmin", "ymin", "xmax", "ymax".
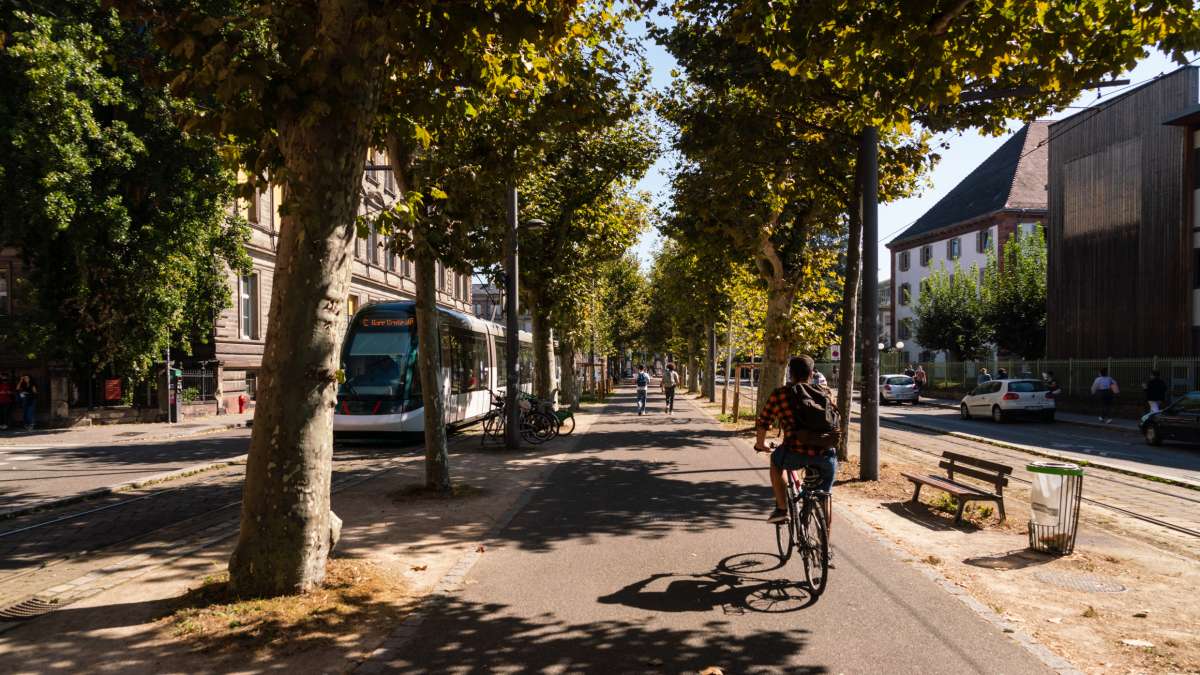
[{"xmin": 115, "ymin": 0, "xmax": 584, "ymax": 596}]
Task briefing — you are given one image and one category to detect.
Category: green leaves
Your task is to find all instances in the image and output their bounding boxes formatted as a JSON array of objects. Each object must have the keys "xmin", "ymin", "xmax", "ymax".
[
  {"xmin": 914, "ymin": 261, "xmax": 988, "ymax": 361},
  {"xmin": 981, "ymin": 225, "xmax": 1047, "ymax": 358}
]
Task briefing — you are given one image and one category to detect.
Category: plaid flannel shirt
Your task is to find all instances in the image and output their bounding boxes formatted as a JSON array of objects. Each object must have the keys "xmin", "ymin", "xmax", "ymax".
[{"xmin": 755, "ymin": 385, "xmax": 824, "ymax": 457}]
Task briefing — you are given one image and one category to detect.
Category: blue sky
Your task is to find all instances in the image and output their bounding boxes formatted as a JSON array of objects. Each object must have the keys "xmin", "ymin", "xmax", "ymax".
[{"xmin": 633, "ymin": 27, "xmax": 1188, "ymax": 280}]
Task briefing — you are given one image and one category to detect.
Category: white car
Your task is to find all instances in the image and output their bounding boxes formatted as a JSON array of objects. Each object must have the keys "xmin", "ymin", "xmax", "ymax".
[
  {"xmin": 960, "ymin": 379, "xmax": 1055, "ymax": 423},
  {"xmin": 880, "ymin": 374, "xmax": 919, "ymax": 404}
]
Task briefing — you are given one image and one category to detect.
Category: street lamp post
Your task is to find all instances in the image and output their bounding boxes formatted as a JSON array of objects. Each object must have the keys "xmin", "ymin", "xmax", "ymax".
[{"xmin": 501, "ymin": 188, "xmax": 543, "ymax": 451}]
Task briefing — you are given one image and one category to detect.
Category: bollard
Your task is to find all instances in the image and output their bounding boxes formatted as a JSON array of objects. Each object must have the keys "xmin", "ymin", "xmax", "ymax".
[{"xmin": 732, "ymin": 391, "xmax": 740, "ymax": 423}]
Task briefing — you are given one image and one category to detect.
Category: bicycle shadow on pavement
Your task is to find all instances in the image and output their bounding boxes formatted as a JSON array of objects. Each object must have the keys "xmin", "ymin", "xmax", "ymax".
[{"xmin": 597, "ymin": 552, "xmax": 822, "ymax": 615}]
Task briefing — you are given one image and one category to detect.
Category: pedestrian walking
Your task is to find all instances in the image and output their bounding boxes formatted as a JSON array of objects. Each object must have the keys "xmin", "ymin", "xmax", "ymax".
[
  {"xmin": 812, "ymin": 368, "xmax": 828, "ymax": 387},
  {"xmin": 977, "ymin": 367, "xmax": 992, "ymax": 385},
  {"xmin": 1090, "ymin": 368, "xmax": 1119, "ymax": 423},
  {"xmin": 15, "ymin": 375, "xmax": 37, "ymax": 431},
  {"xmin": 1042, "ymin": 371, "xmax": 1062, "ymax": 398},
  {"xmin": 661, "ymin": 363, "xmax": 680, "ymax": 414},
  {"xmin": 634, "ymin": 364, "xmax": 650, "ymax": 415},
  {"xmin": 903, "ymin": 364, "xmax": 915, "ymax": 377},
  {"xmin": 913, "ymin": 365, "xmax": 927, "ymax": 401},
  {"xmin": 1144, "ymin": 369, "xmax": 1168, "ymax": 414},
  {"xmin": 996, "ymin": 367, "xmax": 1009, "ymax": 380},
  {"xmin": 0, "ymin": 374, "xmax": 12, "ymax": 430}
]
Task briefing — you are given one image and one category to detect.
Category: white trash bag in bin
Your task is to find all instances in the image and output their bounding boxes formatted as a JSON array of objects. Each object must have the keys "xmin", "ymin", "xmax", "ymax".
[{"xmin": 1027, "ymin": 461, "xmax": 1084, "ymax": 554}]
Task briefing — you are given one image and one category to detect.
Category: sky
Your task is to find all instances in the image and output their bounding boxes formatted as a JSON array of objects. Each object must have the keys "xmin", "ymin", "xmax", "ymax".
[{"xmin": 632, "ymin": 25, "xmax": 1189, "ymax": 281}]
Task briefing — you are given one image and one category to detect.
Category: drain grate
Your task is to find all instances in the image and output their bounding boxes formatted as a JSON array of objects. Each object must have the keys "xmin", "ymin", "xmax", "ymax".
[
  {"xmin": 1033, "ymin": 571, "xmax": 1126, "ymax": 593},
  {"xmin": 0, "ymin": 597, "xmax": 58, "ymax": 620}
]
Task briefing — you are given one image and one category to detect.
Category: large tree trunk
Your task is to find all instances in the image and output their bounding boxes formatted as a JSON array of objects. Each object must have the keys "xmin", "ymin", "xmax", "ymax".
[
  {"xmin": 837, "ymin": 179, "xmax": 864, "ymax": 462},
  {"xmin": 758, "ymin": 280, "xmax": 796, "ymax": 414},
  {"xmin": 559, "ymin": 338, "xmax": 578, "ymax": 410},
  {"xmin": 414, "ymin": 240, "xmax": 449, "ymax": 491},
  {"xmin": 687, "ymin": 332, "xmax": 701, "ymax": 393},
  {"xmin": 529, "ymin": 290, "xmax": 552, "ymax": 400},
  {"xmin": 229, "ymin": 31, "xmax": 378, "ymax": 594}
]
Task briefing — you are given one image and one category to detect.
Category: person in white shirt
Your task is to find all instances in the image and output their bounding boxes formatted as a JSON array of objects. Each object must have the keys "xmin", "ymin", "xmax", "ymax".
[
  {"xmin": 661, "ymin": 363, "xmax": 680, "ymax": 414},
  {"xmin": 1090, "ymin": 368, "xmax": 1119, "ymax": 423},
  {"xmin": 634, "ymin": 365, "xmax": 650, "ymax": 415}
]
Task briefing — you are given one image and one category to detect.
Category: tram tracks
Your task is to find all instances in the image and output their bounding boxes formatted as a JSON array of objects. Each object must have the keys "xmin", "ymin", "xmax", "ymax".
[{"xmin": 876, "ymin": 419, "xmax": 1200, "ymax": 540}]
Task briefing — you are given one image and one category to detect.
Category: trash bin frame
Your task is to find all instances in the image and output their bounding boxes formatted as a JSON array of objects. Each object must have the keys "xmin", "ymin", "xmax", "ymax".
[{"xmin": 1027, "ymin": 462, "xmax": 1084, "ymax": 555}]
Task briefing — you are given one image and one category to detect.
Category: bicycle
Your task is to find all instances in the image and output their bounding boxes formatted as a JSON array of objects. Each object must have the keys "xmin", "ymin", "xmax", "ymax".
[
  {"xmin": 482, "ymin": 391, "xmax": 557, "ymax": 446},
  {"xmin": 547, "ymin": 388, "xmax": 575, "ymax": 435},
  {"xmin": 762, "ymin": 443, "xmax": 830, "ymax": 597}
]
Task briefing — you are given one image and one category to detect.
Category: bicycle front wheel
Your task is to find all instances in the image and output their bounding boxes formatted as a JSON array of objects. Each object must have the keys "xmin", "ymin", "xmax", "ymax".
[
  {"xmin": 776, "ymin": 481, "xmax": 799, "ymax": 562},
  {"xmin": 557, "ymin": 413, "xmax": 575, "ymax": 435},
  {"xmin": 799, "ymin": 496, "xmax": 830, "ymax": 596}
]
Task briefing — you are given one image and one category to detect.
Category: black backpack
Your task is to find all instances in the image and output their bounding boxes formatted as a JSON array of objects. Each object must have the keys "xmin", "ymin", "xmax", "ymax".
[{"xmin": 784, "ymin": 382, "xmax": 840, "ymax": 447}]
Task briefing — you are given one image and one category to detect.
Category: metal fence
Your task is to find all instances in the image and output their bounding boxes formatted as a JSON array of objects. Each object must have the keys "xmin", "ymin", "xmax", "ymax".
[
  {"xmin": 180, "ymin": 366, "xmax": 218, "ymax": 402},
  {"xmin": 815, "ymin": 355, "xmax": 1200, "ymax": 398}
]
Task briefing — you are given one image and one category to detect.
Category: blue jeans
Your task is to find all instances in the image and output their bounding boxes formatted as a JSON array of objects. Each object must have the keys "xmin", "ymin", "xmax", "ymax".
[
  {"xmin": 21, "ymin": 396, "xmax": 35, "ymax": 428},
  {"xmin": 771, "ymin": 447, "xmax": 837, "ymax": 493},
  {"xmin": 635, "ymin": 389, "xmax": 647, "ymax": 413}
]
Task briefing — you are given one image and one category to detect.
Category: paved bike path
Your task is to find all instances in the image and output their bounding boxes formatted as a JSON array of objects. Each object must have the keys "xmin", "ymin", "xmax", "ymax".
[{"xmin": 382, "ymin": 388, "xmax": 1056, "ymax": 674}]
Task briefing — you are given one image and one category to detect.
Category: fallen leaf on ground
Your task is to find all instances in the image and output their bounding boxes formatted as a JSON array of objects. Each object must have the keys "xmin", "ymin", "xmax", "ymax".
[
  {"xmin": 476, "ymin": 545, "xmax": 486, "ymax": 553},
  {"xmin": 410, "ymin": 565, "xmax": 427, "ymax": 572},
  {"xmin": 1046, "ymin": 617, "xmax": 1062, "ymax": 624}
]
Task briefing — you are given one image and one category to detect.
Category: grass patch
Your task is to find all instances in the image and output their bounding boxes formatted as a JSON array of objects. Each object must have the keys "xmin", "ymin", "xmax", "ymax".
[
  {"xmin": 926, "ymin": 492, "xmax": 994, "ymax": 521},
  {"xmin": 167, "ymin": 559, "xmax": 410, "ymax": 657},
  {"xmin": 717, "ymin": 409, "xmax": 757, "ymax": 424},
  {"xmin": 923, "ymin": 555, "xmax": 943, "ymax": 566},
  {"xmin": 389, "ymin": 482, "xmax": 487, "ymax": 502}
]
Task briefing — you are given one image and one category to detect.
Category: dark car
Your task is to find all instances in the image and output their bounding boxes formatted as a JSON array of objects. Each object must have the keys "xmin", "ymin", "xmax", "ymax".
[{"xmin": 1139, "ymin": 391, "xmax": 1200, "ymax": 446}]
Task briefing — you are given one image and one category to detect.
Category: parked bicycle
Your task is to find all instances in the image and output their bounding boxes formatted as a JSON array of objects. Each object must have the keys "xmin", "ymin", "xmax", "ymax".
[
  {"xmin": 481, "ymin": 390, "xmax": 557, "ymax": 446},
  {"xmin": 770, "ymin": 442, "xmax": 831, "ymax": 596}
]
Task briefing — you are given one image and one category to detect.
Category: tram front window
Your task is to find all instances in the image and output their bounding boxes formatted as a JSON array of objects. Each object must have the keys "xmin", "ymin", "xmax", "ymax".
[{"xmin": 339, "ymin": 316, "xmax": 415, "ymax": 412}]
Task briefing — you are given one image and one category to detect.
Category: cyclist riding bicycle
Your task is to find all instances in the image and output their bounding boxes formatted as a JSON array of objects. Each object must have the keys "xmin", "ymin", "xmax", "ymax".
[{"xmin": 753, "ymin": 355, "xmax": 838, "ymax": 533}]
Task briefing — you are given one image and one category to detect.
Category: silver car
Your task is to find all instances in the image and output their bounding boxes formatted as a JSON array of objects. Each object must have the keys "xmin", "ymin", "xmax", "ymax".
[
  {"xmin": 880, "ymin": 374, "xmax": 919, "ymax": 404},
  {"xmin": 960, "ymin": 379, "xmax": 1056, "ymax": 423}
]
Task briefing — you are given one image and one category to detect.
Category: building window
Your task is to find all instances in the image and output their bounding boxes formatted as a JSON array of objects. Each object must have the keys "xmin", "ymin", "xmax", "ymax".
[
  {"xmin": 898, "ymin": 319, "xmax": 911, "ymax": 340},
  {"xmin": 402, "ymin": 257, "xmax": 411, "ymax": 278},
  {"xmin": 1018, "ymin": 222, "xmax": 1040, "ymax": 238},
  {"xmin": 240, "ymin": 273, "xmax": 260, "ymax": 339},
  {"xmin": 436, "ymin": 263, "xmax": 445, "ymax": 291},
  {"xmin": 366, "ymin": 150, "xmax": 381, "ymax": 185},
  {"xmin": 245, "ymin": 371, "xmax": 258, "ymax": 400},
  {"xmin": 0, "ymin": 267, "xmax": 9, "ymax": 316},
  {"xmin": 369, "ymin": 225, "xmax": 380, "ymax": 266},
  {"xmin": 898, "ymin": 250, "xmax": 910, "ymax": 272},
  {"xmin": 387, "ymin": 242, "xmax": 398, "ymax": 272},
  {"xmin": 354, "ymin": 232, "xmax": 363, "ymax": 259},
  {"xmin": 919, "ymin": 245, "xmax": 933, "ymax": 266},
  {"xmin": 899, "ymin": 283, "xmax": 911, "ymax": 306},
  {"xmin": 977, "ymin": 229, "xmax": 992, "ymax": 253},
  {"xmin": 946, "ymin": 238, "xmax": 961, "ymax": 260},
  {"xmin": 347, "ymin": 294, "xmax": 360, "ymax": 318}
]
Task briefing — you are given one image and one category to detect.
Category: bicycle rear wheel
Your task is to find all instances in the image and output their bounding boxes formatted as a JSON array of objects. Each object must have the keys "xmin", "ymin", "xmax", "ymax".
[
  {"xmin": 799, "ymin": 495, "xmax": 830, "ymax": 596},
  {"xmin": 482, "ymin": 411, "xmax": 504, "ymax": 446}
]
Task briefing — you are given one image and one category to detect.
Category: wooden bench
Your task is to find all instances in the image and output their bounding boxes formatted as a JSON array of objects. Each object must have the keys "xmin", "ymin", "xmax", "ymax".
[{"xmin": 901, "ymin": 452, "xmax": 1012, "ymax": 524}]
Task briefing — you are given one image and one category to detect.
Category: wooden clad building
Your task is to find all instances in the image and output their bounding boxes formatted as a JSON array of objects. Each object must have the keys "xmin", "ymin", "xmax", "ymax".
[{"xmin": 1046, "ymin": 66, "xmax": 1199, "ymax": 358}]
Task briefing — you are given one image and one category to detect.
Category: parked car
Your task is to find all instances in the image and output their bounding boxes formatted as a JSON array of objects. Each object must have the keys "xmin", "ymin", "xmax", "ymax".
[
  {"xmin": 880, "ymin": 374, "xmax": 919, "ymax": 404},
  {"xmin": 1139, "ymin": 392, "xmax": 1200, "ymax": 446},
  {"xmin": 960, "ymin": 379, "xmax": 1055, "ymax": 422}
]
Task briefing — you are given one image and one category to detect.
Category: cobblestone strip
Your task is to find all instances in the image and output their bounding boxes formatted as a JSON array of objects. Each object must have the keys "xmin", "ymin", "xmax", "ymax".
[{"xmin": 355, "ymin": 411, "xmax": 601, "ymax": 673}]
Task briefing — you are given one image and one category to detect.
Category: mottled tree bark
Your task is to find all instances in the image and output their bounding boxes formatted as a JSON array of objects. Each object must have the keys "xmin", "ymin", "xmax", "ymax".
[
  {"xmin": 837, "ymin": 178, "xmax": 864, "ymax": 462},
  {"xmin": 559, "ymin": 339, "xmax": 578, "ymax": 410},
  {"xmin": 687, "ymin": 332, "xmax": 701, "ymax": 393},
  {"xmin": 229, "ymin": 0, "xmax": 379, "ymax": 596},
  {"xmin": 758, "ymin": 280, "xmax": 796, "ymax": 414},
  {"xmin": 414, "ymin": 240, "xmax": 450, "ymax": 491}
]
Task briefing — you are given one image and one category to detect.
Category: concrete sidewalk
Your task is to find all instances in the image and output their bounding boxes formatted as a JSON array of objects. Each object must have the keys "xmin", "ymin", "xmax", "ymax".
[{"xmin": 0, "ymin": 412, "xmax": 253, "ymax": 448}]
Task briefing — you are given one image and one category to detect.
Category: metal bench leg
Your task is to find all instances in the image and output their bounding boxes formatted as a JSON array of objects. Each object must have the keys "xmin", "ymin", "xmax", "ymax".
[
  {"xmin": 910, "ymin": 483, "xmax": 922, "ymax": 503},
  {"xmin": 997, "ymin": 499, "xmax": 1006, "ymax": 523},
  {"xmin": 954, "ymin": 499, "xmax": 967, "ymax": 524}
]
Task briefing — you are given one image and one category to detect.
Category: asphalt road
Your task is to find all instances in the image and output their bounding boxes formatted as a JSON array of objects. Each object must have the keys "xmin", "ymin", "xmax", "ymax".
[
  {"xmin": 381, "ymin": 390, "xmax": 1053, "ymax": 674},
  {"xmin": 877, "ymin": 403, "xmax": 1200, "ymax": 485},
  {"xmin": 0, "ymin": 430, "xmax": 251, "ymax": 512}
]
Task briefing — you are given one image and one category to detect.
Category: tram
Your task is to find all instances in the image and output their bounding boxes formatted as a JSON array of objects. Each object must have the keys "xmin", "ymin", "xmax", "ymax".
[{"xmin": 333, "ymin": 300, "xmax": 556, "ymax": 435}]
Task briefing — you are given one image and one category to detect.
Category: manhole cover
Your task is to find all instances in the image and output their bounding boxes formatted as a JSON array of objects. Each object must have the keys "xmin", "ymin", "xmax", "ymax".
[
  {"xmin": 1033, "ymin": 571, "xmax": 1126, "ymax": 593},
  {"xmin": 0, "ymin": 597, "xmax": 58, "ymax": 620}
]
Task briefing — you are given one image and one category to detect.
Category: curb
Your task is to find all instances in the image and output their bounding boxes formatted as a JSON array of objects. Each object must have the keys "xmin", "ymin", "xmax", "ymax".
[
  {"xmin": 882, "ymin": 416, "xmax": 1200, "ymax": 492},
  {"xmin": 0, "ymin": 453, "xmax": 250, "ymax": 521},
  {"xmin": 0, "ymin": 419, "xmax": 251, "ymax": 450}
]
